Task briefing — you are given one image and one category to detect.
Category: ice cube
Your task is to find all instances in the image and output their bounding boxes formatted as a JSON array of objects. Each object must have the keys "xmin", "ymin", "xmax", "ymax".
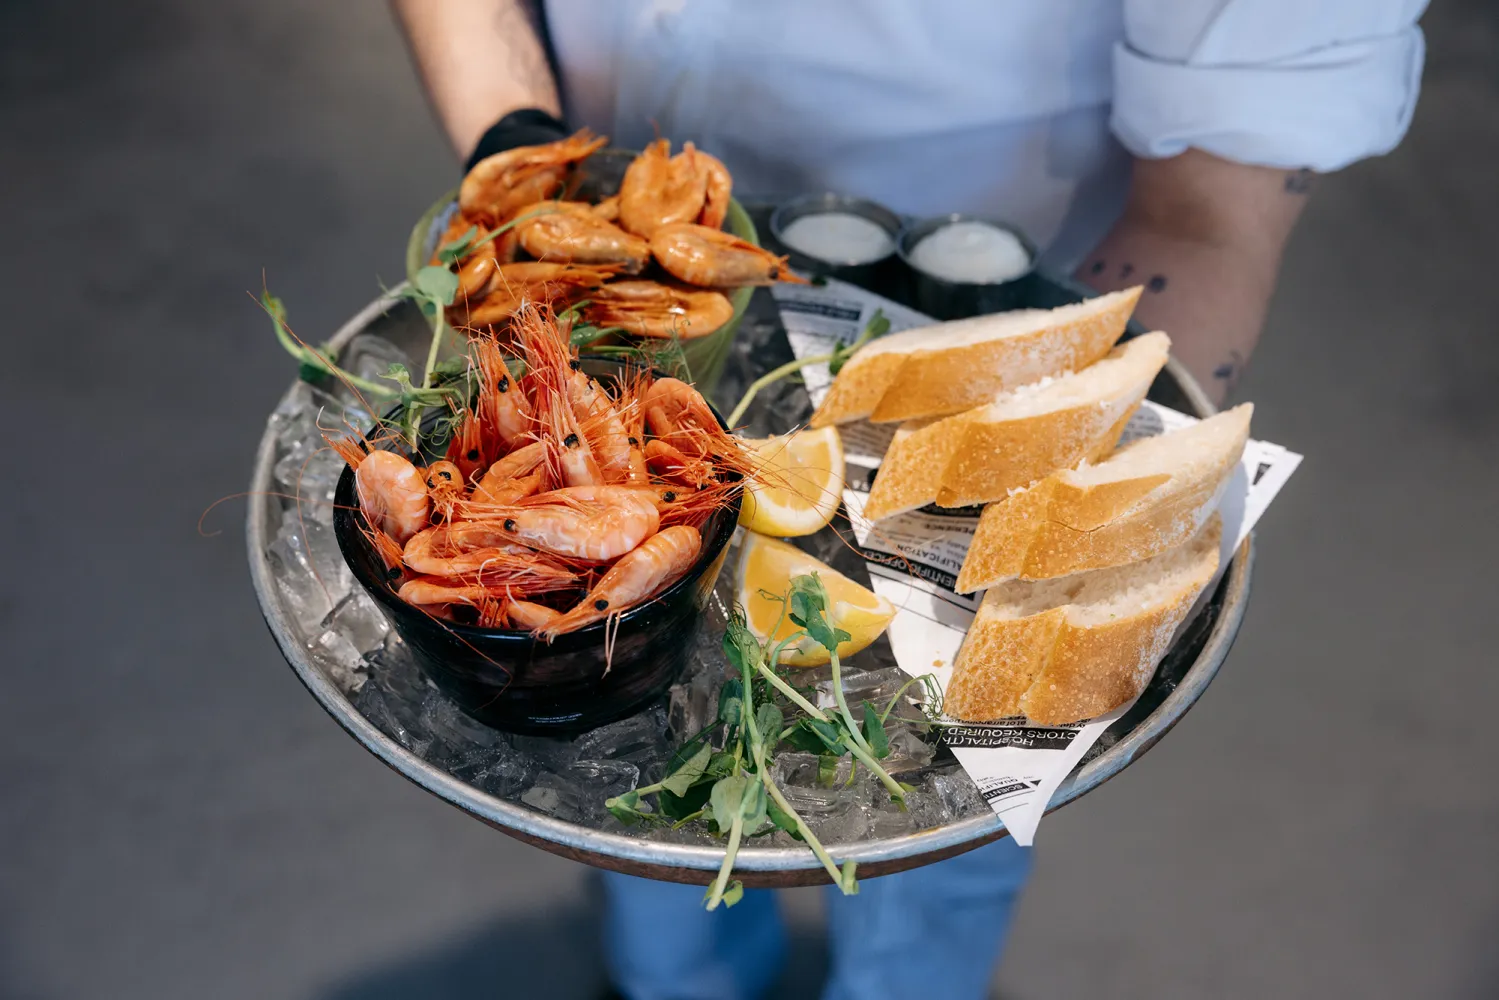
[
  {"xmin": 520, "ymin": 760, "xmax": 639, "ymax": 824},
  {"xmin": 352, "ymin": 634, "xmax": 436, "ymax": 755},
  {"xmin": 319, "ymin": 591, "xmax": 390, "ymax": 657},
  {"xmin": 306, "ymin": 630, "xmax": 366, "ymax": 692},
  {"xmin": 340, "ymin": 333, "xmax": 413, "ymax": 388},
  {"xmin": 925, "ymin": 768, "xmax": 988, "ymax": 821},
  {"xmin": 768, "ymin": 752, "xmax": 876, "ymax": 846},
  {"xmin": 574, "ymin": 705, "xmax": 671, "ymax": 773}
]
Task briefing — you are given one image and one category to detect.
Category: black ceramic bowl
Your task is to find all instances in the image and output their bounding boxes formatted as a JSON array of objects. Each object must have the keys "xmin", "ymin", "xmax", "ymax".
[
  {"xmin": 896, "ymin": 213, "xmax": 1038, "ymax": 320},
  {"xmin": 333, "ymin": 357, "xmax": 742, "ymax": 735}
]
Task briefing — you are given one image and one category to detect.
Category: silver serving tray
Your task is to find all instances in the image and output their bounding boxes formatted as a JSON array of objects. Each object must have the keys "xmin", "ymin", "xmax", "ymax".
[{"xmin": 247, "ymin": 289, "xmax": 1252, "ymax": 887}]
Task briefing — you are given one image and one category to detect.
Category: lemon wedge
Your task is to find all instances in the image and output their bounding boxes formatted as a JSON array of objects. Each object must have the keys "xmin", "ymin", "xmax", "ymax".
[
  {"xmin": 737, "ymin": 426, "xmax": 844, "ymax": 537},
  {"xmin": 737, "ymin": 532, "xmax": 896, "ymax": 667}
]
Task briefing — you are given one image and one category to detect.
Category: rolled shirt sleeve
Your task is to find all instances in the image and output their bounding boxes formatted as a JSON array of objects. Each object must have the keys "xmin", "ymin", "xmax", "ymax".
[{"xmin": 1112, "ymin": 0, "xmax": 1429, "ymax": 170}]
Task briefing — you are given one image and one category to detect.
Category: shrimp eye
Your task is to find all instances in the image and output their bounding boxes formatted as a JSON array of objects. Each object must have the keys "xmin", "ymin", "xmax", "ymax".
[
  {"xmin": 627, "ymin": 437, "xmax": 639, "ymax": 447},
  {"xmin": 426, "ymin": 479, "xmax": 436, "ymax": 489},
  {"xmin": 386, "ymin": 567, "xmax": 402, "ymax": 582},
  {"xmin": 496, "ymin": 375, "xmax": 509, "ymax": 392},
  {"xmin": 661, "ymin": 491, "xmax": 677, "ymax": 502},
  {"xmin": 594, "ymin": 598, "xmax": 609, "ymax": 611},
  {"xmin": 503, "ymin": 518, "xmax": 516, "ymax": 531},
  {"xmin": 563, "ymin": 433, "xmax": 579, "ymax": 447},
  {"xmin": 466, "ymin": 449, "xmax": 479, "ymax": 461},
  {"xmin": 569, "ymin": 360, "xmax": 581, "ymax": 371},
  {"xmin": 438, "ymin": 470, "xmax": 452, "ymax": 480}
]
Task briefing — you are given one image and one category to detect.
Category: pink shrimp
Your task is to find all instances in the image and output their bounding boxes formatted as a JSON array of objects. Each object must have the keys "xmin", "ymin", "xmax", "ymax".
[
  {"xmin": 458, "ymin": 129, "xmax": 607, "ymax": 223},
  {"xmin": 650, "ymin": 223, "xmax": 806, "ymax": 287},
  {"xmin": 513, "ymin": 201, "xmax": 651, "ymax": 273},
  {"xmin": 472, "ymin": 336, "xmax": 534, "ymax": 454},
  {"xmin": 642, "ymin": 376, "xmax": 755, "ymax": 477},
  {"xmin": 486, "ymin": 485, "xmax": 661, "ymax": 562},
  {"xmin": 470, "ymin": 440, "xmax": 548, "ymax": 506},
  {"xmin": 565, "ymin": 365, "xmax": 635, "ymax": 483},
  {"xmin": 345, "ymin": 448, "xmax": 430, "ymax": 545},
  {"xmin": 539, "ymin": 525, "xmax": 701, "ymax": 639}
]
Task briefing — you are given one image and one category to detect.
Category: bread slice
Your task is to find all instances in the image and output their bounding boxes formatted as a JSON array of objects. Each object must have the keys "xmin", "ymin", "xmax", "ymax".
[
  {"xmin": 861, "ymin": 332, "xmax": 1169, "ymax": 521},
  {"xmin": 946, "ymin": 516, "xmax": 1221, "ymax": 725},
  {"xmin": 809, "ymin": 287, "xmax": 1141, "ymax": 428},
  {"xmin": 954, "ymin": 404, "xmax": 1251, "ymax": 592}
]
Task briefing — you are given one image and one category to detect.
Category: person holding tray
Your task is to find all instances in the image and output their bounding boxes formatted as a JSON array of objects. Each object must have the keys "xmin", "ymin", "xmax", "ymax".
[{"xmin": 393, "ymin": 2, "xmax": 1426, "ymax": 997}]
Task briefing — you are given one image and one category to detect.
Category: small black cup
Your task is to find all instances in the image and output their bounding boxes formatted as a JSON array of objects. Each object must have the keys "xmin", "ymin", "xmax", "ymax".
[
  {"xmin": 768, "ymin": 193, "xmax": 908, "ymax": 295},
  {"xmin": 896, "ymin": 214, "xmax": 1037, "ymax": 320},
  {"xmin": 333, "ymin": 357, "xmax": 742, "ymax": 735}
]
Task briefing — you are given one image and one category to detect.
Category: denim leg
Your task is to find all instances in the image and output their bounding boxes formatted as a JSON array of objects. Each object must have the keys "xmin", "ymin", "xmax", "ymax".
[
  {"xmin": 820, "ymin": 839, "xmax": 1033, "ymax": 1000},
  {"xmin": 600, "ymin": 871, "xmax": 787, "ymax": 1000}
]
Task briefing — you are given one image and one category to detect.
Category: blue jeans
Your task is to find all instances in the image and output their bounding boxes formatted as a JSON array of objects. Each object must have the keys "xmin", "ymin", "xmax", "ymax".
[{"xmin": 600, "ymin": 839, "xmax": 1032, "ymax": 1000}]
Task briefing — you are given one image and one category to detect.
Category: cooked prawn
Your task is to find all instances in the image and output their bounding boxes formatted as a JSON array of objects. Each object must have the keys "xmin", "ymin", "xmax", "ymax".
[
  {"xmin": 565, "ymin": 364, "xmax": 635, "ymax": 483},
  {"xmin": 651, "ymin": 223, "xmax": 805, "ymax": 287},
  {"xmin": 514, "ymin": 201, "xmax": 650, "ymax": 274},
  {"xmin": 423, "ymin": 460, "xmax": 466, "ymax": 521},
  {"xmin": 470, "ymin": 440, "xmax": 547, "ymax": 505},
  {"xmin": 642, "ymin": 376, "xmax": 753, "ymax": 474},
  {"xmin": 402, "ymin": 521, "xmax": 577, "ymax": 581},
  {"xmin": 696, "ymin": 149, "xmax": 732, "ymax": 230},
  {"xmin": 473, "ymin": 337, "xmax": 533, "ymax": 452},
  {"xmin": 452, "ymin": 262, "xmax": 618, "ymax": 328},
  {"xmin": 618, "ymin": 139, "xmax": 710, "ymax": 238},
  {"xmin": 592, "ymin": 194, "xmax": 621, "ymax": 222},
  {"xmin": 583, "ymin": 280, "xmax": 733, "ymax": 340},
  {"xmin": 488, "ymin": 485, "xmax": 661, "ymax": 561},
  {"xmin": 444, "ymin": 411, "xmax": 489, "ymax": 483},
  {"xmin": 539, "ymin": 525, "xmax": 701, "ymax": 639},
  {"xmin": 459, "ymin": 129, "xmax": 607, "ymax": 222},
  {"xmin": 505, "ymin": 598, "xmax": 562, "ymax": 630},
  {"xmin": 351, "ymin": 449, "xmax": 430, "ymax": 545}
]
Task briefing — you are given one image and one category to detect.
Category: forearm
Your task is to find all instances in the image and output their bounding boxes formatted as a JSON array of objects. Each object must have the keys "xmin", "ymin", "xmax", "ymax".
[
  {"xmin": 1077, "ymin": 149, "xmax": 1310, "ymax": 405},
  {"xmin": 391, "ymin": 0, "xmax": 562, "ymax": 159}
]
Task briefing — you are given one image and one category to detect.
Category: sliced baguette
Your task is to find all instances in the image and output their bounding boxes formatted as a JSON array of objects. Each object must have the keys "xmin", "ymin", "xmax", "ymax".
[
  {"xmin": 954, "ymin": 404, "xmax": 1251, "ymax": 592},
  {"xmin": 809, "ymin": 287, "xmax": 1141, "ymax": 428},
  {"xmin": 946, "ymin": 515, "xmax": 1221, "ymax": 725},
  {"xmin": 862, "ymin": 332, "xmax": 1169, "ymax": 521}
]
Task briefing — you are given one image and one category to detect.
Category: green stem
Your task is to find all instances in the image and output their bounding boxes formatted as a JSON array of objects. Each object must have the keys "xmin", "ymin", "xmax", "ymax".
[
  {"xmin": 761, "ymin": 777, "xmax": 848, "ymax": 888},
  {"xmin": 845, "ymin": 739, "xmax": 907, "ymax": 806},
  {"xmin": 725, "ymin": 352, "xmax": 835, "ymax": 428},
  {"xmin": 830, "ymin": 650, "xmax": 875, "ymax": 759},
  {"xmin": 754, "ymin": 663, "xmax": 829, "ymax": 723},
  {"xmin": 705, "ymin": 810, "xmax": 745, "ymax": 911}
]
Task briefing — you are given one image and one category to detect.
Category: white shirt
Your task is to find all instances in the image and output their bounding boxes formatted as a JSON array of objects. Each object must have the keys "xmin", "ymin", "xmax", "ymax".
[{"xmin": 544, "ymin": 0, "xmax": 1427, "ymax": 270}]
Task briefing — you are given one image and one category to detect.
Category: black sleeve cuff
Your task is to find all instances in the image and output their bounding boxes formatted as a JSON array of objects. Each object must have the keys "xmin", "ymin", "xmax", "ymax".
[{"xmin": 464, "ymin": 109, "xmax": 571, "ymax": 173}]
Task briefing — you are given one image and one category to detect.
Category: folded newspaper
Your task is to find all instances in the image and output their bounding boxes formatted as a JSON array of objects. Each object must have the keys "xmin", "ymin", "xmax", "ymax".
[{"xmin": 770, "ymin": 279, "xmax": 1302, "ymax": 846}]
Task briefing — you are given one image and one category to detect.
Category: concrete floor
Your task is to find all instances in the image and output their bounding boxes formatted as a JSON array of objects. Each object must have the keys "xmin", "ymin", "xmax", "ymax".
[{"xmin": 2, "ymin": 2, "xmax": 1496, "ymax": 998}]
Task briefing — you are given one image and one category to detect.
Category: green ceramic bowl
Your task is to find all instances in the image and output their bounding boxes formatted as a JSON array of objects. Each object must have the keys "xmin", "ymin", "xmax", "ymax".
[{"xmin": 406, "ymin": 148, "xmax": 757, "ymax": 394}]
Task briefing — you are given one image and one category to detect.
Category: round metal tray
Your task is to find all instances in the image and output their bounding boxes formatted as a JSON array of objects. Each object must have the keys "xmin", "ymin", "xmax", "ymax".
[{"xmin": 248, "ymin": 286, "xmax": 1253, "ymax": 888}]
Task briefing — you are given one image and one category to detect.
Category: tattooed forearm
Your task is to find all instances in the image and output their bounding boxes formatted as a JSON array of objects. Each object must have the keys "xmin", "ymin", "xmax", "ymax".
[{"xmin": 1212, "ymin": 349, "xmax": 1245, "ymax": 393}]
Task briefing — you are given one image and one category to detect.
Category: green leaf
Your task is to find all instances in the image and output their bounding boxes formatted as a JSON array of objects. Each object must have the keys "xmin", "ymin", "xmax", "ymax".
[
  {"xmin": 782, "ymin": 724, "xmax": 830, "ymax": 755},
  {"xmin": 767, "ymin": 795, "xmax": 804, "ymax": 841},
  {"xmin": 862, "ymin": 701, "xmax": 890, "ymax": 759},
  {"xmin": 828, "ymin": 308, "xmax": 890, "ymax": 376},
  {"xmin": 570, "ymin": 323, "xmax": 624, "ymax": 348},
  {"xmin": 382, "ymin": 363, "xmax": 415, "ymax": 391},
  {"xmin": 721, "ymin": 612, "xmax": 764, "ymax": 676},
  {"xmin": 434, "ymin": 225, "xmax": 479, "ymax": 265},
  {"xmin": 605, "ymin": 790, "xmax": 650, "ymax": 826},
  {"xmin": 709, "ymin": 775, "xmax": 747, "ymax": 832},
  {"xmin": 704, "ymin": 880, "xmax": 744, "ymax": 908},
  {"xmin": 659, "ymin": 782, "xmax": 712, "ymax": 821},
  {"xmin": 706, "ymin": 752, "xmax": 737, "ymax": 780},
  {"xmin": 717, "ymin": 677, "xmax": 744, "ymax": 728},
  {"xmin": 413, "ymin": 264, "xmax": 460, "ymax": 306},
  {"xmin": 739, "ymin": 777, "xmax": 768, "ymax": 833},
  {"xmin": 801, "ymin": 718, "xmax": 846, "ymax": 756},
  {"xmin": 787, "ymin": 574, "xmax": 852, "ymax": 656},
  {"xmin": 660, "ymin": 740, "xmax": 714, "ymax": 798},
  {"xmin": 754, "ymin": 703, "xmax": 783, "ymax": 750}
]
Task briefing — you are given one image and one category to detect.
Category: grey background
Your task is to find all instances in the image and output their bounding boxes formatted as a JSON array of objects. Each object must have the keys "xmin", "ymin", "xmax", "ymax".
[{"xmin": 3, "ymin": 2, "xmax": 1496, "ymax": 998}]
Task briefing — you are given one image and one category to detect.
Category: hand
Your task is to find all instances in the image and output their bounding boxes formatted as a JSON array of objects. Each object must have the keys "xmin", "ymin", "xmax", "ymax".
[{"xmin": 1076, "ymin": 150, "xmax": 1312, "ymax": 407}]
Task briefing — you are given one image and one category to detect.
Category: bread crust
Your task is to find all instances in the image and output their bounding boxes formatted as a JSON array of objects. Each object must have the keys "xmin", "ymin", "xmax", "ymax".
[
  {"xmin": 809, "ymin": 353, "xmax": 910, "ymax": 428},
  {"xmin": 954, "ymin": 404, "xmax": 1251, "ymax": 591},
  {"xmin": 947, "ymin": 517, "xmax": 1221, "ymax": 725},
  {"xmin": 868, "ymin": 287, "xmax": 1140, "ymax": 423}
]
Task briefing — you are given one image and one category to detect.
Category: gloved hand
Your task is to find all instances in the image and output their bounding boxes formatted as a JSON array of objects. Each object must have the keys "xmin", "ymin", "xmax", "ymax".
[{"xmin": 464, "ymin": 108, "xmax": 570, "ymax": 173}]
